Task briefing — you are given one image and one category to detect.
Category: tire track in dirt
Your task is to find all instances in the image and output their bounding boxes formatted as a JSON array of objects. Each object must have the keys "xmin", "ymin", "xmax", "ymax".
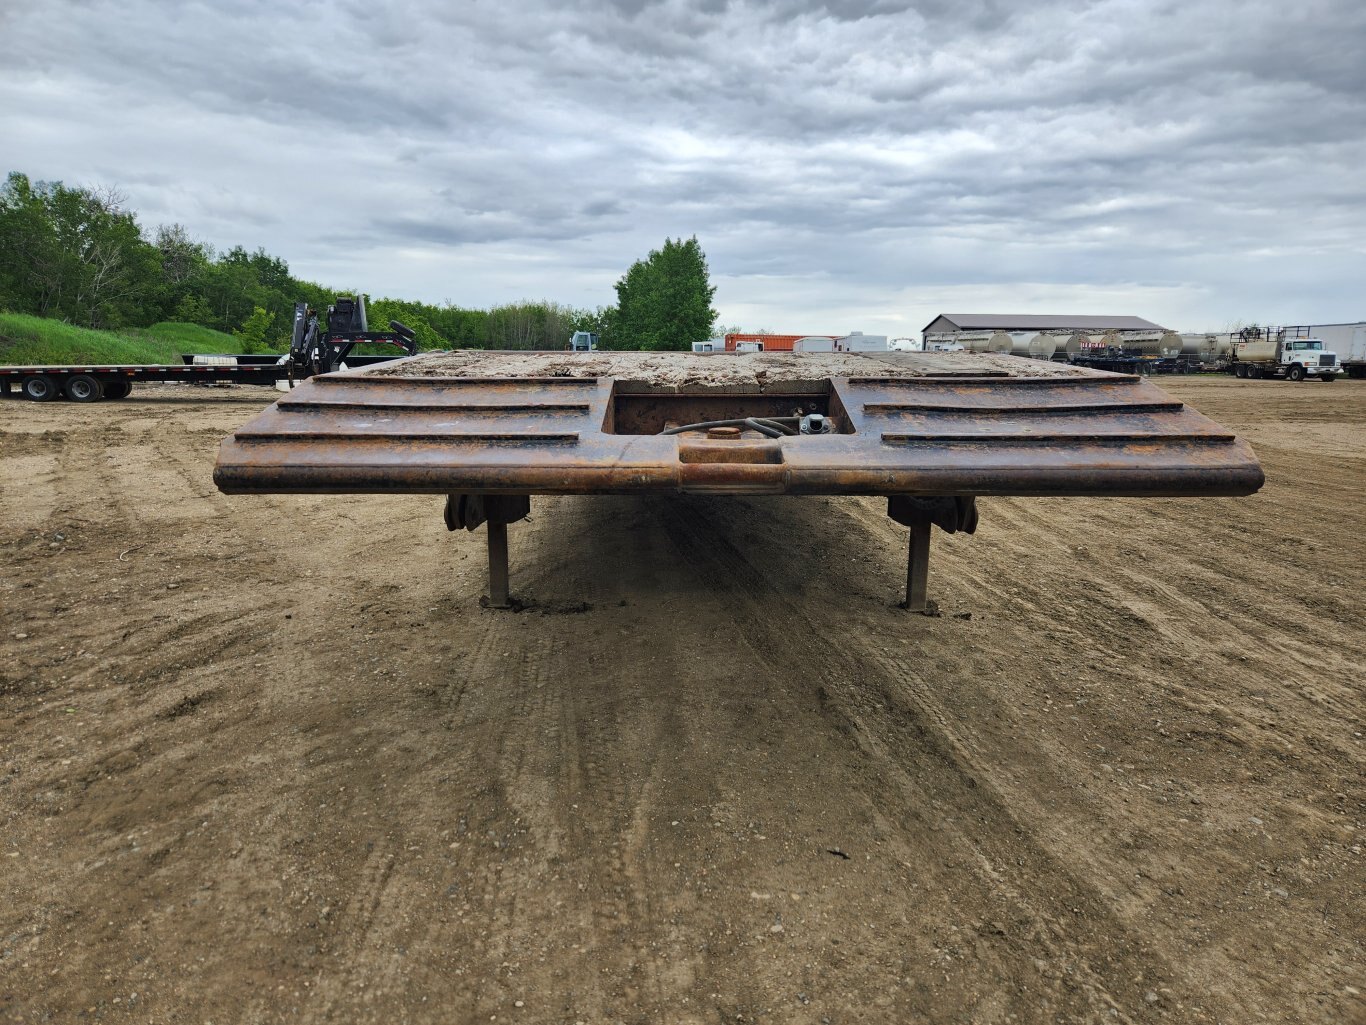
[
  {"xmin": 296, "ymin": 843, "xmax": 400, "ymax": 1024},
  {"xmin": 477, "ymin": 499, "xmax": 700, "ymax": 1017},
  {"xmin": 655, "ymin": 496, "xmax": 1182, "ymax": 1022}
]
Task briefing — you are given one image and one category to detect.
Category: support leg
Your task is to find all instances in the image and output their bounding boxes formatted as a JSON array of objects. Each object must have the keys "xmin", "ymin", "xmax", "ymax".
[
  {"xmin": 447, "ymin": 493, "xmax": 530, "ymax": 609},
  {"xmin": 486, "ymin": 520, "xmax": 510, "ymax": 609},
  {"xmin": 904, "ymin": 519, "xmax": 931, "ymax": 612}
]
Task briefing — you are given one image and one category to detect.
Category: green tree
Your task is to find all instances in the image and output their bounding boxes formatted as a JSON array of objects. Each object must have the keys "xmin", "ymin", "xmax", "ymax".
[
  {"xmin": 0, "ymin": 172, "xmax": 161, "ymax": 327},
  {"xmin": 0, "ymin": 172, "xmax": 60, "ymax": 314},
  {"xmin": 172, "ymin": 293, "xmax": 214, "ymax": 324},
  {"xmin": 572, "ymin": 305, "xmax": 619, "ymax": 349},
  {"xmin": 367, "ymin": 296, "xmax": 439, "ymax": 352},
  {"xmin": 233, "ymin": 305, "xmax": 275, "ymax": 354},
  {"xmin": 613, "ymin": 236, "xmax": 717, "ymax": 351}
]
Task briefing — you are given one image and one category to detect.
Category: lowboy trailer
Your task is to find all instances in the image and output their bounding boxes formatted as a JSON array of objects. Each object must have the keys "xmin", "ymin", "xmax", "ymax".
[{"xmin": 0, "ymin": 295, "xmax": 417, "ymax": 402}]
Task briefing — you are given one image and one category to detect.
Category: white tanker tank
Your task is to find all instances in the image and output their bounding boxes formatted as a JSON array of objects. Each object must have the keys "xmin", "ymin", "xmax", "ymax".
[
  {"xmin": 986, "ymin": 331, "xmax": 1014, "ymax": 353},
  {"xmin": 1178, "ymin": 333, "xmax": 1230, "ymax": 360},
  {"xmin": 1063, "ymin": 332, "xmax": 1093, "ymax": 357},
  {"xmin": 1118, "ymin": 331, "xmax": 1163, "ymax": 355},
  {"xmin": 1028, "ymin": 332, "xmax": 1059, "ymax": 359},
  {"xmin": 1235, "ymin": 339, "xmax": 1280, "ymax": 362},
  {"xmin": 956, "ymin": 332, "xmax": 993, "ymax": 352}
]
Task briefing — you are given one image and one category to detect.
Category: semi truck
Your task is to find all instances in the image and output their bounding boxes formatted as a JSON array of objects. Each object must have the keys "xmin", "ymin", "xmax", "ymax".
[
  {"xmin": 1281, "ymin": 322, "xmax": 1366, "ymax": 379},
  {"xmin": 1229, "ymin": 326, "xmax": 1341, "ymax": 382}
]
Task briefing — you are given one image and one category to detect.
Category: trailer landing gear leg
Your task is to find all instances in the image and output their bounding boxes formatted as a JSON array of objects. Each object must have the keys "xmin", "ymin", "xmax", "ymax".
[
  {"xmin": 444, "ymin": 494, "xmax": 531, "ymax": 609},
  {"xmin": 887, "ymin": 496, "xmax": 979, "ymax": 613},
  {"xmin": 905, "ymin": 520, "xmax": 931, "ymax": 612},
  {"xmin": 486, "ymin": 520, "xmax": 510, "ymax": 609}
]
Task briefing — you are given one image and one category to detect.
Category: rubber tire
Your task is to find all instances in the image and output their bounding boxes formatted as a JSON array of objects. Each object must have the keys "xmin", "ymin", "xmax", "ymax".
[
  {"xmin": 1234, "ymin": 364, "xmax": 1246, "ymax": 379},
  {"xmin": 64, "ymin": 373, "xmax": 104, "ymax": 402},
  {"xmin": 1287, "ymin": 364, "xmax": 1306, "ymax": 382},
  {"xmin": 1248, "ymin": 365, "xmax": 1262, "ymax": 379},
  {"xmin": 1320, "ymin": 373, "xmax": 1336, "ymax": 383},
  {"xmin": 21, "ymin": 375, "xmax": 59, "ymax": 401},
  {"xmin": 103, "ymin": 379, "xmax": 132, "ymax": 399}
]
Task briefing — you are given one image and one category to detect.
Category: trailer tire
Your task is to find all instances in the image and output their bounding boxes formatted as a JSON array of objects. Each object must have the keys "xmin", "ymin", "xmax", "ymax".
[
  {"xmin": 1348, "ymin": 366, "xmax": 1366, "ymax": 380},
  {"xmin": 103, "ymin": 379, "xmax": 132, "ymax": 399},
  {"xmin": 64, "ymin": 374, "xmax": 104, "ymax": 402},
  {"xmin": 21, "ymin": 375, "xmax": 59, "ymax": 401},
  {"xmin": 1287, "ymin": 364, "xmax": 1306, "ymax": 382},
  {"xmin": 1234, "ymin": 364, "xmax": 1246, "ymax": 379}
]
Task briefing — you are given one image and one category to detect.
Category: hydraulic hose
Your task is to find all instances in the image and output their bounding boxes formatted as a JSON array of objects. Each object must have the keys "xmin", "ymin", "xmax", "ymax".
[{"xmin": 661, "ymin": 416, "xmax": 801, "ymax": 438}]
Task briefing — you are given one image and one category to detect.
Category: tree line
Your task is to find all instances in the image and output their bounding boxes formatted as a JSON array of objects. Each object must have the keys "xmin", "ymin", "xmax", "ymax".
[{"xmin": 0, "ymin": 171, "xmax": 720, "ymax": 352}]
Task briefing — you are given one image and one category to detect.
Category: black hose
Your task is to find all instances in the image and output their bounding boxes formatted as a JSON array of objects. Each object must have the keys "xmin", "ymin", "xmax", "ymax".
[
  {"xmin": 751, "ymin": 417, "xmax": 798, "ymax": 436},
  {"xmin": 741, "ymin": 418, "xmax": 784, "ymax": 438},
  {"xmin": 661, "ymin": 416, "xmax": 800, "ymax": 437}
]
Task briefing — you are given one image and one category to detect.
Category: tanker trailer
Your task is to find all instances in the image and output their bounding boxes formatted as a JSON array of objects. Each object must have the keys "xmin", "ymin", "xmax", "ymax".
[
  {"xmin": 1063, "ymin": 332, "xmax": 1093, "ymax": 358},
  {"xmin": 1028, "ymin": 333, "xmax": 1060, "ymax": 360}
]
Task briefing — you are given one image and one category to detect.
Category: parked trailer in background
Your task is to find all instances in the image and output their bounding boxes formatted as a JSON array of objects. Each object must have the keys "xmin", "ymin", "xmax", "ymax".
[{"xmin": 0, "ymin": 296, "xmax": 418, "ymax": 402}]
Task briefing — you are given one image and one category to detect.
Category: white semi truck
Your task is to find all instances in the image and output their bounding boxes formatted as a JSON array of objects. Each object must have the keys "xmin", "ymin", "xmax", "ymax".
[
  {"xmin": 1229, "ymin": 327, "xmax": 1341, "ymax": 382},
  {"xmin": 1284, "ymin": 322, "xmax": 1366, "ymax": 379}
]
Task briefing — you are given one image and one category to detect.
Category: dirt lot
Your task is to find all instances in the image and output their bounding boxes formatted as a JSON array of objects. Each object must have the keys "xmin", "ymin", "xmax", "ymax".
[{"xmin": 1, "ymin": 376, "xmax": 1362, "ymax": 1024}]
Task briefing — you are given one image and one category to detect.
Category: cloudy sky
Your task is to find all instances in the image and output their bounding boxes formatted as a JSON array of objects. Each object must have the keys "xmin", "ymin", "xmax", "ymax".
[{"xmin": 3, "ymin": 0, "xmax": 1363, "ymax": 333}]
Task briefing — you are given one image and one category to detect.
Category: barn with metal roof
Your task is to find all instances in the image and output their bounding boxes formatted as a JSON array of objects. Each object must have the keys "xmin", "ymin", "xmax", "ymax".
[{"xmin": 922, "ymin": 314, "xmax": 1166, "ymax": 341}]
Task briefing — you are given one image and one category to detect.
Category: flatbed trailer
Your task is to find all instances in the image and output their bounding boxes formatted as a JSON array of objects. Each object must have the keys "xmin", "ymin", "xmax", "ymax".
[
  {"xmin": 1062, "ymin": 353, "xmax": 1151, "ymax": 375},
  {"xmin": 0, "ymin": 359, "xmax": 295, "ymax": 401},
  {"xmin": 0, "ymin": 351, "xmax": 410, "ymax": 402},
  {"xmin": 1, "ymin": 294, "xmax": 417, "ymax": 402},
  {"xmin": 215, "ymin": 349, "xmax": 1264, "ymax": 614}
]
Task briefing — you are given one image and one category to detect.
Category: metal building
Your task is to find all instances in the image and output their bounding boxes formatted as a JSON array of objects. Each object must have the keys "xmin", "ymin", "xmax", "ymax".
[{"xmin": 923, "ymin": 314, "xmax": 1166, "ymax": 349}]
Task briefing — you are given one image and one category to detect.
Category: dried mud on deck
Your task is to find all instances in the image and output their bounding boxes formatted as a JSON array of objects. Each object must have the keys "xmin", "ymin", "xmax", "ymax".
[
  {"xmin": 368, "ymin": 348, "xmax": 1097, "ymax": 387},
  {"xmin": 1, "ymin": 377, "xmax": 1362, "ymax": 1024}
]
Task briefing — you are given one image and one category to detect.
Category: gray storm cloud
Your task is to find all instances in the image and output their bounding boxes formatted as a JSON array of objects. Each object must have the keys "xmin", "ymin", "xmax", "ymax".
[{"xmin": 2, "ymin": 0, "xmax": 1363, "ymax": 332}]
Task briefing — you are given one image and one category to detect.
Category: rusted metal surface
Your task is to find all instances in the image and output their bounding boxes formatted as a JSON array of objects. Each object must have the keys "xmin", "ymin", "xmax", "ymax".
[
  {"xmin": 905, "ymin": 521, "xmax": 931, "ymax": 612},
  {"xmin": 214, "ymin": 354, "xmax": 1264, "ymax": 498}
]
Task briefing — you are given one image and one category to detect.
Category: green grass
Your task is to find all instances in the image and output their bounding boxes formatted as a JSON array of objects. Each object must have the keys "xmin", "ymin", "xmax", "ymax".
[
  {"xmin": 0, "ymin": 313, "xmax": 243, "ymax": 366},
  {"xmin": 137, "ymin": 321, "xmax": 243, "ymax": 352}
]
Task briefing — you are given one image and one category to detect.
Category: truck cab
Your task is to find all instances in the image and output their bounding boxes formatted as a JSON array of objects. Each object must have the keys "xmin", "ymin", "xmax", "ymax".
[
  {"xmin": 568, "ymin": 331, "xmax": 599, "ymax": 352},
  {"xmin": 1277, "ymin": 338, "xmax": 1339, "ymax": 381}
]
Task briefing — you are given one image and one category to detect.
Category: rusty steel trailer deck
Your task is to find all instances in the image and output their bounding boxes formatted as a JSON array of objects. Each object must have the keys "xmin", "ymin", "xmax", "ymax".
[{"xmin": 214, "ymin": 350, "xmax": 1264, "ymax": 610}]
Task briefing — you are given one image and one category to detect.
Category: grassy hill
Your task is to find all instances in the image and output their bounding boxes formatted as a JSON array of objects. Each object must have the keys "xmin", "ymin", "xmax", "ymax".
[{"xmin": 0, "ymin": 314, "xmax": 246, "ymax": 366}]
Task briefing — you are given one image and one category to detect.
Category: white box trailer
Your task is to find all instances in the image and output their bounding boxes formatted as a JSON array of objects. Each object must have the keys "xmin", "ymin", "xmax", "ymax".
[{"xmin": 835, "ymin": 332, "xmax": 889, "ymax": 352}]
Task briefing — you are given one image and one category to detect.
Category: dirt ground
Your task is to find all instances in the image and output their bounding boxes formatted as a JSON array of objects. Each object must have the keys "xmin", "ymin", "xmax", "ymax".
[{"xmin": 1, "ymin": 375, "xmax": 1362, "ymax": 1025}]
